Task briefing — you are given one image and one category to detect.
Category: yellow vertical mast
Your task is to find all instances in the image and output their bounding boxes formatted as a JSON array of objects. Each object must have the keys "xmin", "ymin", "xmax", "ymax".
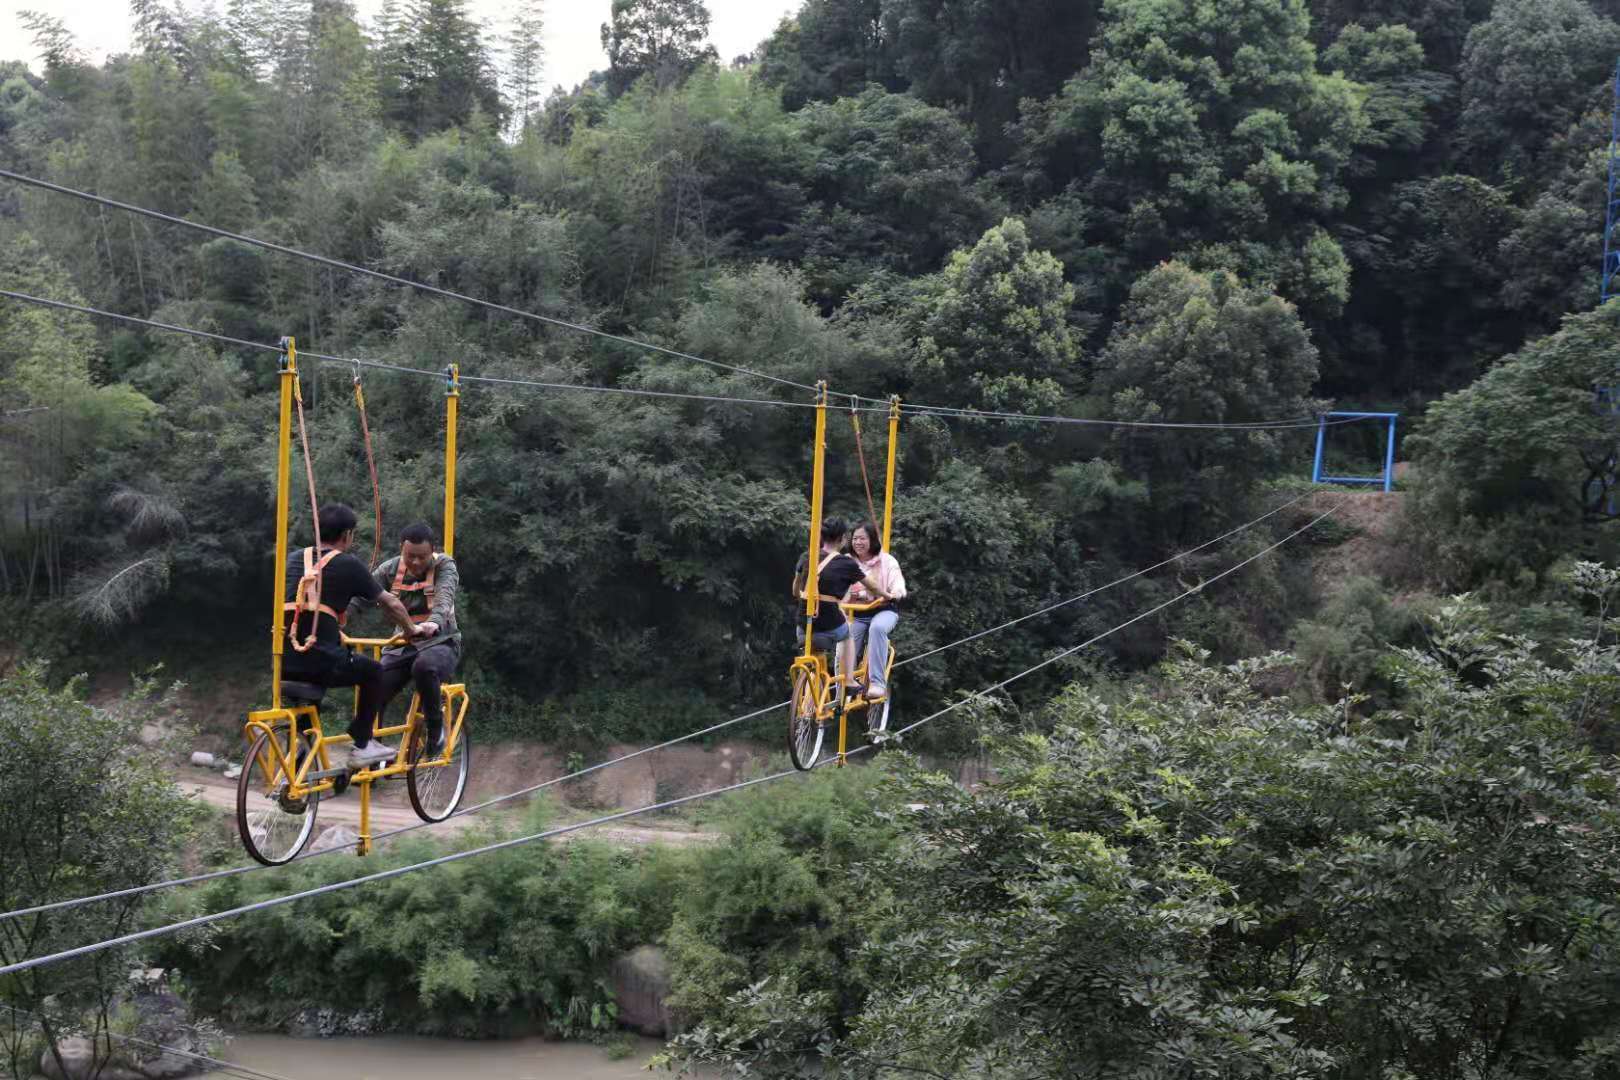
[
  {"xmin": 803, "ymin": 382, "xmax": 829, "ymax": 657},
  {"xmin": 882, "ymin": 396, "xmax": 900, "ymax": 553},
  {"xmin": 269, "ymin": 338, "xmax": 298, "ymax": 711},
  {"xmin": 443, "ymin": 364, "xmax": 459, "ymax": 557}
]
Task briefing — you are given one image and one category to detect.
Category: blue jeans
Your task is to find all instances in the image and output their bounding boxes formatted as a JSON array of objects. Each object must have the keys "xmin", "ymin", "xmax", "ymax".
[
  {"xmin": 850, "ymin": 610, "xmax": 899, "ymax": 690},
  {"xmin": 800, "ymin": 621, "xmax": 850, "ymax": 654}
]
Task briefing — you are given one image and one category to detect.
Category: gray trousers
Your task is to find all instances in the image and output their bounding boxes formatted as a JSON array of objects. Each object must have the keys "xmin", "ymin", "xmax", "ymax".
[
  {"xmin": 849, "ymin": 610, "xmax": 899, "ymax": 690},
  {"xmin": 377, "ymin": 642, "xmax": 460, "ymax": 736}
]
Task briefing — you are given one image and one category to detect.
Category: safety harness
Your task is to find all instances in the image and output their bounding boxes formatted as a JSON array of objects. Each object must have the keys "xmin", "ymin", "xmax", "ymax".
[
  {"xmin": 391, "ymin": 551, "xmax": 452, "ymax": 625},
  {"xmin": 285, "ymin": 546, "xmax": 348, "ymax": 653}
]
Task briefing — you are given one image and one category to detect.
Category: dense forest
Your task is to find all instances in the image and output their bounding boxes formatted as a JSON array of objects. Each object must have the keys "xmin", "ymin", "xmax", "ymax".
[
  {"xmin": 2, "ymin": 0, "xmax": 1618, "ymax": 726},
  {"xmin": 7, "ymin": 1, "xmax": 1620, "ymax": 1077}
]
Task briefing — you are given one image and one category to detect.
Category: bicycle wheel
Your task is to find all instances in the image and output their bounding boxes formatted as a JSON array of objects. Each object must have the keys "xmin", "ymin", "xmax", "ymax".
[
  {"xmin": 787, "ymin": 668, "xmax": 825, "ymax": 771},
  {"xmin": 237, "ymin": 729, "xmax": 319, "ymax": 866},
  {"xmin": 407, "ymin": 717, "xmax": 470, "ymax": 823},
  {"xmin": 867, "ymin": 651, "xmax": 895, "ymax": 737}
]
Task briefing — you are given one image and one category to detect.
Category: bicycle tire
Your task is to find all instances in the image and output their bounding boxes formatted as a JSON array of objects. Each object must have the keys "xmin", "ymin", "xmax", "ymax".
[
  {"xmin": 237, "ymin": 729, "xmax": 319, "ymax": 866},
  {"xmin": 406, "ymin": 716, "xmax": 470, "ymax": 823},
  {"xmin": 787, "ymin": 668, "xmax": 825, "ymax": 771}
]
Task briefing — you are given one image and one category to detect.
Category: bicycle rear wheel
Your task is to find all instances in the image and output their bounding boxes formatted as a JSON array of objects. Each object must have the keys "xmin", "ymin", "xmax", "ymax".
[
  {"xmin": 787, "ymin": 669, "xmax": 825, "ymax": 771},
  {"xmin": 407, "ymin": 717, "xmax": 470, "ymax": 823},
  {"xmin": 237, "ymin": 729, "xmax": 319, "ymax": 866}
]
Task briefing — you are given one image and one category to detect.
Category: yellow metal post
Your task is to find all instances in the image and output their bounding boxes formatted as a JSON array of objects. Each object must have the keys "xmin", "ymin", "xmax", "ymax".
[
  {"xmin": 803, "ymin": 383, "xmax": 828, "ymax": 659},
  {"xmin": 443, "ymin": 365, "xmax": 459, "ymax": 557},
  {"xmin": 882, "ymin": 396, "xmax": 900, "ymax": 553},
  {"xmin": 269, "ymin": 338, "xmax": 299, "ymax": 711}
]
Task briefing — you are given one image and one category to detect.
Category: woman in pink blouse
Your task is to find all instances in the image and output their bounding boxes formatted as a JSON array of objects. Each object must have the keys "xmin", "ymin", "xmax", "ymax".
[{"xmin": 846, "ymin": 520, "xmax": 907, "ymax": 700}]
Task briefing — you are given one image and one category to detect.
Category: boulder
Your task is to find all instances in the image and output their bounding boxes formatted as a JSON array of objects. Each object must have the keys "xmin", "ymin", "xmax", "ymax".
[
  {"xmin": 188, "ymin": 752, "xmax": 215, "ymax": 768},
  {"xmin": 38, "ymin": 1038, "xmax": 143, "ymax": 1080},
  {"xmin": 611, "ymin": 945, "xmax": 674, "ymax": 1037}
]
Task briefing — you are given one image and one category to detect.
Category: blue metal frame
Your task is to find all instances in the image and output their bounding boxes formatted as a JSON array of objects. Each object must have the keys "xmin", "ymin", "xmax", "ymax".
[
  {"xmin": 1312, "ymin": 412, "xmax": 1400, "ymax": 493},
  {"xmin": 1603, "ymin": 59, "xmax": 1620, "ymax": 304}
]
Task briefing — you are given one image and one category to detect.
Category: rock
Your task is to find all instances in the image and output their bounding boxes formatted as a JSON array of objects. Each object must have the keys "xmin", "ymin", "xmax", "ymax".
[
  {"xmin": 188, "ymin": 752, "xmax": 215, "ymax": 768},
  {"xmin": 38, "ymin": 1038, "xmax": 144, "ymax": 1080},
  {"xmin": 286, "ymin": 1007, "xmax": 383, "ymax": 1038},
  {"xmin": 309, "ymin": 825, "xmax": 360, "ymax": 854},
  {"xmin": 611, "ymin": 945, "xmax": 674, "ymax": 1037},
  {"xmin": 222, "ymin": 765, "xmax": 242, "ymax": 780}
]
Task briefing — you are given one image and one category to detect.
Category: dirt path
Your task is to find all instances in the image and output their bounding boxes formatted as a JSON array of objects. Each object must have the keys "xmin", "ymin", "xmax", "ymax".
[{"xmin": 181, "ymin": 771, "xmax": 717, "ymax": 850}]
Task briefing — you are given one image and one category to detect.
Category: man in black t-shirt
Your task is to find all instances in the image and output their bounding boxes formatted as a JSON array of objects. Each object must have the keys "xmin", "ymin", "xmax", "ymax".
[
  {"xmin": 283, "ymin": 503, "xmax": 422, "ymax": 768},
  {"xmin": 791, "ymin": 516, "xmax": 895, "ymax": 687}
]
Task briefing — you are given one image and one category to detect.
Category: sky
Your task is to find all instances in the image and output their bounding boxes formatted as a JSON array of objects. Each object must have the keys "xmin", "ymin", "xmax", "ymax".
[{"xmin": 0, "ymin": 0, "xmax": 801, "ymax": 93}]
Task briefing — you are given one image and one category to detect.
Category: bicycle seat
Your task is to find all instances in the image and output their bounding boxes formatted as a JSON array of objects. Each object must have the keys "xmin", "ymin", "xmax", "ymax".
[{"xmin": 280, "ymin": 681, "xmax": 327, "ymax": 705}]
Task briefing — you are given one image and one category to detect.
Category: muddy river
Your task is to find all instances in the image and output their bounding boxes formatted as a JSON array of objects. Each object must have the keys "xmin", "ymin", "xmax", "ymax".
[{"xmin": 203, "ymin": 1033, "xmax": 711, "ymax": 1079}]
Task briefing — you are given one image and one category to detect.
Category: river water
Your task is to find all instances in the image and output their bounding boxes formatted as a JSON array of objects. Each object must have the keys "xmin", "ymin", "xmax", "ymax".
[{"xmin": 203, "ymin": 1033, "xmax": 709, "ymax": 1079}]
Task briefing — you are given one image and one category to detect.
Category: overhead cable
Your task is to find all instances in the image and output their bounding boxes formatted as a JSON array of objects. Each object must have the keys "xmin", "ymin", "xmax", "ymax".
[
  {"xmin": 0, "ymin": 168, "xmax": 816, "ymax": 394},
  {"xmin": 0, "ymin": 289, "xmax": 819, "ymax": 413},
  {"xmin": 0, "ymin": 489, "xmax": 1323, "ymax": 921},
  {"xmin": 0, "ymin": 503, "xmax": 1339, "ymax": 979}
]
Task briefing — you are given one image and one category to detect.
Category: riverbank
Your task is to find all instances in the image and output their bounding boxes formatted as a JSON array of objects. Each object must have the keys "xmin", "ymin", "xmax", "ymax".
[{"xmin": 201, "ymin": 1033, "xmax": 704, "ymax": 1079}]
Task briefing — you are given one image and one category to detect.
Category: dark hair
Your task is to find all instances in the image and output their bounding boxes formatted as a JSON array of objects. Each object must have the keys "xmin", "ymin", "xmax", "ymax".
[
  {"xmin": 400, "ymin": 522, "xmax": 437, "ymax": 547},
  {"xmin": 820, "ymin": 516, "xmax": 848, "ymax": 545},
  {"xmin": 852, "ymin": 520, "xmax": 882, "ymax": 557},
  {"xmin": 317, "ymin": 503, "xmax": 358, "ymax": 544}
]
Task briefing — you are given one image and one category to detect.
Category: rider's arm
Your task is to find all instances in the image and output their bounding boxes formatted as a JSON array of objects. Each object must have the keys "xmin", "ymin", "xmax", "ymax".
[
  {"xmin": 376, "ymin": 590, "xmax": 419, "ymax": 639},
  {"xmin": 343, "ymin": 560, "xmax": 393, "ymax": 624},
  {"xmin": 859, "ymin": 574, "xmax": 891, "ymax": 601}
]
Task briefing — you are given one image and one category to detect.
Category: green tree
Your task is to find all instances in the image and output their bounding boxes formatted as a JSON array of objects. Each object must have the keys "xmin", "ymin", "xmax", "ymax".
[
  {"xmin": 776, "ymin": 89, "xmax": 995, "ymax": 304},
  {"xmin": 911, "ymin": 217, "xmax": 1083, "ymax": 414},
  {"xmin": 1094, "ymin": 263, "xmax": 1320, "ymax": 541},
  {"xmin": 677, "ymin": 595, "xmax": 1620, "ymax": 1077},
  {"xmin": 0, "ymin": 666, "xmax": 196, "ymax": 1080},
  {"xmin": 756, "ymin": 0, "xmax": 902, "ymax": 111},
  {"xmin": 1458, "ymin": 0, "xmax": 1620, "ymax": 183},
  {"xmin": 599, "ymin": 0, "xmax": 719, "ymax": 96},
  {"xmin": 502, "ymin": 0, "xmax": 546, "ymax": 137},
  {"xmin": 1405, "ymin": 302, "xmax": 1620, "ymax": 588},
  {"xmin": 1014, "ymin": 0, "xmax": 1385, "ymax": 315},
  {"xmin": 887, "ymin": 0, "xmax": 1102, "ymax": 162}
]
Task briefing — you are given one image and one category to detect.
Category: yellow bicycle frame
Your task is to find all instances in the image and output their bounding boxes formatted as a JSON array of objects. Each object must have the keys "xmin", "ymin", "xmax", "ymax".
[
  {"xmin": 243, "ymin": 344, "xmax": 470, "ymax": 856},
  {"xmin": 790, "ymin": 390, "xmax": 902, "ymax": 766}
]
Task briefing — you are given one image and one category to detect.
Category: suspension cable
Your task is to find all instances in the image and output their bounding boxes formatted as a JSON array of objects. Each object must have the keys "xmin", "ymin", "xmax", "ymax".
[
  {"xmin": 3, "ymin": 488, "xmax": 1328, "ymax": 919},
  {"xmin": 0, "ymin": 288, "xmax": 1374, "ymax": 432},
  {"xmin": 0, "ymin": 169, "xmax": 816, "ymax": 394},
  {"xmin": 851, "ymin": 500, "xmax": 1349, "ymax": 755},
  {"xmin": 0, "ymin": 489, "xmax": 1321, "ymax": 921},
  {"xmin": 0, "ymin": 289, "xmax": 821, "ymax": 413},
  {"xmin": 0, "ymin": 500, "xmax": 1337, "ymax": 979}
]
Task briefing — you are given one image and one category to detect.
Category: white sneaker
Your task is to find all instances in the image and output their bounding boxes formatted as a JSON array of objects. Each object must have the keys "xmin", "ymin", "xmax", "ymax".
[{"xmin": 343, "ymin": 741, "xmax": 397, "ymax": 769}]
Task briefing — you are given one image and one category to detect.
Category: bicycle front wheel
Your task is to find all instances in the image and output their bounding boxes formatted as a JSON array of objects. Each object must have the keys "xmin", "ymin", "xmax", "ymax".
[
  {"xmin": 787, "ymin": 668, "xmax": 825, "ymax": 771},
  {"xmin": 407, "ymin": 718, "xmax": 470, "ymax": 823},
  {"xmin": 237, "ymin": 729, "xmax": 319, "ymax": 866}
]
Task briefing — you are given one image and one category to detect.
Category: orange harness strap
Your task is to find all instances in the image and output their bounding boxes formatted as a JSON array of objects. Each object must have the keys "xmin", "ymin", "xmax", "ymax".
[
  {"xmin": 391, "ymin": 551, "xmax": 442, "ymax": 624},
  {"xmin": 287, "ymin": 546, "xmax": 346, "ymax": 652},
  {"xmin": 849, "ymin": 405, "xmax": 879, "ymax": 533}
]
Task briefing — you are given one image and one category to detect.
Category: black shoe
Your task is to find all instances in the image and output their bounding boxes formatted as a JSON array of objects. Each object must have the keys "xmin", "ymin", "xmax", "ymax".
[{"xmin": 424, "ymin": 728, "xmax": 446, "ymax": 757}]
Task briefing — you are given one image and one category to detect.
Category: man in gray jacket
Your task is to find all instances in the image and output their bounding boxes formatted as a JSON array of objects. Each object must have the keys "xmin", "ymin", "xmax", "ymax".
[{"xmin": 347, "ymin": 522, "xmax": 462, "ymax": 756}]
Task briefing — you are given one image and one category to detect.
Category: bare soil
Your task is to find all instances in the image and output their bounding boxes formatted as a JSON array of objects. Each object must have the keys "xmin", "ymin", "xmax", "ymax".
[{"xmin": 1299, "ymin": 487, "xmax": 1407, "ymax": 595}]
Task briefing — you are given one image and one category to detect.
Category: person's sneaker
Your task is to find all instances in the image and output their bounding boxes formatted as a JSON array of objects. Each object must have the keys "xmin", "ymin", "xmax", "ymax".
[
  {"xmin": 342, "ymin": 741, "xmax": 397, "ymax": 769},
  {"xmin": 866, "ymin": 684, "xmax": 887, "ymax": 700}
]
